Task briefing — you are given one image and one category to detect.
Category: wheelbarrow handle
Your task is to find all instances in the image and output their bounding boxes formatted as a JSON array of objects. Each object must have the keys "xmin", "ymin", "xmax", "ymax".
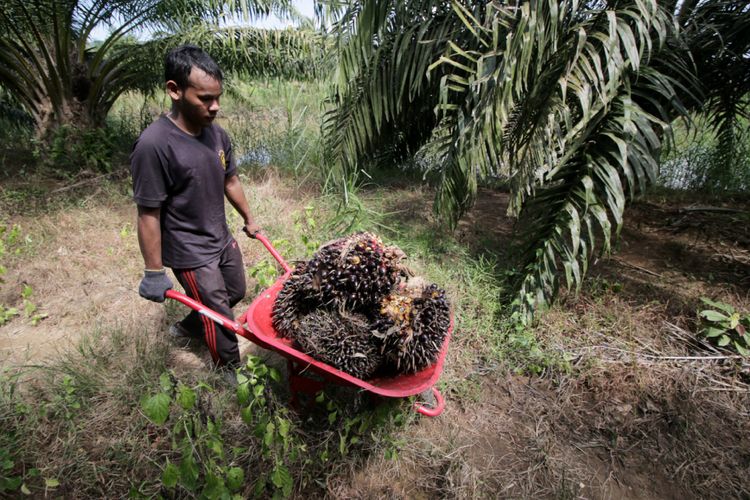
[
  {"xmin": 165, "ymin": 289, "xmax": 244, "ymax": 335},
  {"xmin": 254, "ymin": 233, "xmax": 292, "ymax": 274}
]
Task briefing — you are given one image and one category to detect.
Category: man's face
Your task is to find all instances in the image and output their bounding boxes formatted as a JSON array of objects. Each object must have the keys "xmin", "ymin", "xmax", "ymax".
[{"xmin": 169, "ymin": 67, "xmax": 222, "ymax": 128}]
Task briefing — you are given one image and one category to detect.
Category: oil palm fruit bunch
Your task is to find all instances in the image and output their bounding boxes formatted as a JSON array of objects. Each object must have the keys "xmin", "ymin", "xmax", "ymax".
[
  {"xmin": 296, "ymin": 310, "xmax": 383, "ymax": 379},
  {"xmin": 272, "ymin": 262, "xmax": 316, "ymax": 340},
  {"xmin": 372, "ymin": 281, "xmax": 451, "ymax": 374},
  {"xmin": 306, "ymin": 232, "xmax": 410, "ymax": 311}
]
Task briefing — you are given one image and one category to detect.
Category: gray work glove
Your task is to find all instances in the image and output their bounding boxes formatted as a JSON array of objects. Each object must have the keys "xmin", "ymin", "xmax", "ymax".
[{"xmin": 139, "ymin": 269, "xmax": 173, "ymax": 302}]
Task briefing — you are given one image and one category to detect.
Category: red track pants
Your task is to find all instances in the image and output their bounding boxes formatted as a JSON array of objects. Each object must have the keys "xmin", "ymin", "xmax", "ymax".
[{"xmin": 173, "ymin": 239, "xmax": 246, "ymax": 368}]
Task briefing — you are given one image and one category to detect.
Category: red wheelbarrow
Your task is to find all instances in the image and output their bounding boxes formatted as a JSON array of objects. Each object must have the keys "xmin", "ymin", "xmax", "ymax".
[{"xmin": 166, "ymin": 233, "xmax": 451, "ymax": 417}]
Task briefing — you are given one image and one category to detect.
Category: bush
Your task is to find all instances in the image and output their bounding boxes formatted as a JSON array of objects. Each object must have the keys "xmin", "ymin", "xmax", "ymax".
[
  {"xmin": 698, "ymin": 298, "xmax": 750, "ymax": 356},
  {"xmin": 44, "ymin": 125, "xmax": 117, "ymax": 174},
  {"xmin": 659, "ymin": 118, "xmax": 750, "ymax": 193}
]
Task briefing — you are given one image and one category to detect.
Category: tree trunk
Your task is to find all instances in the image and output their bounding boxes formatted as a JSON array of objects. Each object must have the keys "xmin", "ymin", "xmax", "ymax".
[{"xmin": 35, "ymin": 80, "xmax": 98, "ymax": 142}]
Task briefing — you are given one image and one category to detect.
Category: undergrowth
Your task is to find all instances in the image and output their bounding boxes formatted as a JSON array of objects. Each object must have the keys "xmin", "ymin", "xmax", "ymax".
[{"xmin": 0, "ymin": 323, "xmax": 414, "ymax": 497}]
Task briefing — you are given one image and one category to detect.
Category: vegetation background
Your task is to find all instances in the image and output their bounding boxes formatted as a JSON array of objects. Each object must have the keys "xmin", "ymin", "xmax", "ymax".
[{"xmin": 1, "ymin": 1, "xmax": 749, "ymax": 498}]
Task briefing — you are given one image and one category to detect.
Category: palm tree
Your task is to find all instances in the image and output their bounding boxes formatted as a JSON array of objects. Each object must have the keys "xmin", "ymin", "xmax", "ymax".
[
  {"xmin": 675, "ymin": 0, "xmax": 750, "ymax": 190},
  {"xmin": 323, "ymin": 0, "xmax": 697, "ymax": 320},
  {"xmin": 0, "ymin": 0, "xmax": 322, "ymax": 139}
]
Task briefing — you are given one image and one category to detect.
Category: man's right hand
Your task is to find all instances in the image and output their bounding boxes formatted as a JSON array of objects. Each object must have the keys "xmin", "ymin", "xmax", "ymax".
[{"xmin": 139, "ymin": 269, "xmax": 173, "ymax": 302}]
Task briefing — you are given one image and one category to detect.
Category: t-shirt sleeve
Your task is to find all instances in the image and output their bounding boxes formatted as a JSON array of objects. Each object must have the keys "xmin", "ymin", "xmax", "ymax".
[{"xmin": 130, "ymin": 135, "xmax": 168, "ymax": 208}]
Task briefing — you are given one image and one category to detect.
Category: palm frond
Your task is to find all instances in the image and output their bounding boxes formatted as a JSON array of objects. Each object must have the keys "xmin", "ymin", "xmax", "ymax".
[
  {"xmin": 322, "ymin": 0, "xmax": 462, "ymax": 186},
  {"xmin": 324, "ymin": 0, "xmax": 692, "ymax": 319},
  {"xmin": 676, "ymin": 0, "xmax": 750, "ymax": 184},
  {"xmin": 514, "ymin": 77, "xmax": 675, "ymax": 319}
]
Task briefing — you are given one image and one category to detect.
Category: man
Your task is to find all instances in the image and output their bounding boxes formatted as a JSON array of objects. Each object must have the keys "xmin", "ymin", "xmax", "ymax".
[{"xmin": 130, "ymin": 44, "xmax": 260, "ymax": 373}]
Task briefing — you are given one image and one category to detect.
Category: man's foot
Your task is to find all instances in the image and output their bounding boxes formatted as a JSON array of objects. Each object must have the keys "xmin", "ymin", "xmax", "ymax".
[
  {"xmin": 169, "ymin": 321, "xmax": 199, "ymax": 339},
  {"xmin": 168, "ymin": 321, "xmax": 202, "ymax": 348}
]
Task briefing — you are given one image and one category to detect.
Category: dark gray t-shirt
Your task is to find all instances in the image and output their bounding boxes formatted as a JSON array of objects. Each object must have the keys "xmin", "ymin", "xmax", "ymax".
[{"xmin": 130, "ymin": 115, "xmax": 236, "ymax": 268}]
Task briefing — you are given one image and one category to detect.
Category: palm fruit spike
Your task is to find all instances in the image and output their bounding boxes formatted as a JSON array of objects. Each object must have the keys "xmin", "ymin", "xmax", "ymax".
[
  {"xmin": 305, "ymin": 232, "xmax": 410, "ymax": 311},
  {"xmin": 295, "ymin": 310, "xmax": 382, "ymax": 380},
  {"xmin": 373, "ymin": 281, "xmax": 451, "ymax": 374},
  {"xmin": 272, "ymin": 262, "xmax": 316, "ymax": 341}
]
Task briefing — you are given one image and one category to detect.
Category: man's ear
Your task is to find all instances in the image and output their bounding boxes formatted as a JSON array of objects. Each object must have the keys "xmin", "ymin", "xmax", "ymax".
[{"xmin": 166, "ymin": 80, "xmax": 182, "ymax": 101}]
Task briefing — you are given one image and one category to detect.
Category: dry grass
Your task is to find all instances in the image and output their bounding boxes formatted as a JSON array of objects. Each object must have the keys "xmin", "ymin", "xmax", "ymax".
[{"xmin": 525, "ymin": 198, "xmax": 750, "ymax": 499}]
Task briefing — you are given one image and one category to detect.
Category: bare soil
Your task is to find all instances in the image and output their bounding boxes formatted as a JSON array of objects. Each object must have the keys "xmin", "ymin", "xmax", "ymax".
[{"xmin": 2, "ymin": 177, "xmax": 749, "ymax": 498}]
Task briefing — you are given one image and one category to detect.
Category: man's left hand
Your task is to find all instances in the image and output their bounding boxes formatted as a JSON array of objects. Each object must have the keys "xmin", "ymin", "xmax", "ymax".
[{"xmin": 242, "ymin": 221, "xmax": 261, "ymax": 239}]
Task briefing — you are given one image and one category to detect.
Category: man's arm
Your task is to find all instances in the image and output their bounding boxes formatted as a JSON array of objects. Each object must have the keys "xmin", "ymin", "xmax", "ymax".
[
  {"xmin": 136, "ymin": 205, "xmax": 172, "ymax": 302},
  {"xmin": 224, "ymin": 174, "xmax": 261, "ymax": 237},
  {"xmin": 137, "ymin": 206, "xmax": 164, "ymax": 269}
]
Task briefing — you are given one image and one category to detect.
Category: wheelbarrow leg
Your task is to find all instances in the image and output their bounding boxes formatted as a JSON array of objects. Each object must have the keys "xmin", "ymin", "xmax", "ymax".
[
  {"xmin": 287, "ymin": 360, "xmax": 325, "ymax": 412},
  {"xmin": 413, "ymin": 387, "xmax": 445, "ymax": 417}
]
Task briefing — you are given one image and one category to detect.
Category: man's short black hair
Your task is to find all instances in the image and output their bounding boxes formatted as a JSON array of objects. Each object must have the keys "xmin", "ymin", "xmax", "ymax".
[{"xmin": 164, "ymin": 44, "xmax": 223, "ymax": 89}]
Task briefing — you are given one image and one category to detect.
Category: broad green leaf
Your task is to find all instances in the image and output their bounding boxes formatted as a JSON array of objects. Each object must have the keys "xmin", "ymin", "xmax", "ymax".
[
  {"xmin": 237, "ymin": 382, "xmax": 250, "ymax": 406},
  {"xmin": 718, "ymin": 335, "xmax": 731, "ymax": 347},
  {"xmin": 202, "ymin": 472, "xmax": 227, "ymax": 500},
  {"xmin": 240, "ymin": 406, "xmax": 253, "ymax": 425},
  {"xmin": 1, "ymin": 476, "xmax": 22, "ymax": 491},
  {"xmin": 253, "ymin": 385, "xmax": 265, "ymax": 398},
  {"xmin": 179, "ymin": 455, "xmax": 199, "ymax": 491},
  {"xmin": 271, "ymin": 464, "xmax": 292, "ymax": 496},
  {"xmin": 700, "ymin": 297, "xmax": 735, "ymax": 315},
  {"xmin": 44, "ymin": 478, "xmax": 59, "ymax": 488},
  {"xmin": 264, "ymin": 422, "xmax": 276, "ymax": 447},
  {"xmin": 141, "ymin": 393, "xmax": 171, "ymax": 425},
  {"xmin": 208, "ymin": 438, "xmax": 224, "ymax": 458},
  {"xmin": 226, "ymin": 467, "xmax": 245, "ymax": 492},
  {"xmin": 159, "ymin": 372, "xmax": 174, "ymax": 393},
  {"xmin": 703, "ymin": 327, "xmax": 725, "ymax": 338},
  {"xmin": 176, "ymin": 385, "xmax": 196, "ymax": 411},
  {"xmin": 162, "ymin": 462, "xmax": 179, "ymax": 488},
  {"xmin": 253, "ymin": 478, "xmax": 266, "ymax": 497},
  {"xmin": 278, "ymin": 418, "xmax": 290, "ymax": 438},
  {"xmin": 700, "ymin": 310, "xmax": 729, "ymax": 322},
  {"xmin": 734, "ymin": 341, "xmax": 749, "ymax": 357}
]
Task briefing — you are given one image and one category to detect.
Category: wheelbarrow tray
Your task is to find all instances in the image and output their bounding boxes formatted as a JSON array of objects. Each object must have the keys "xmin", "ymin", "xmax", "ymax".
[
  {"xmin": 237, "ymin": 270, "xmax": 453, "ymax": 398},
  {"xmin": 166, "ymin": 233, "xmax": 451, "ymax": 415}
]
